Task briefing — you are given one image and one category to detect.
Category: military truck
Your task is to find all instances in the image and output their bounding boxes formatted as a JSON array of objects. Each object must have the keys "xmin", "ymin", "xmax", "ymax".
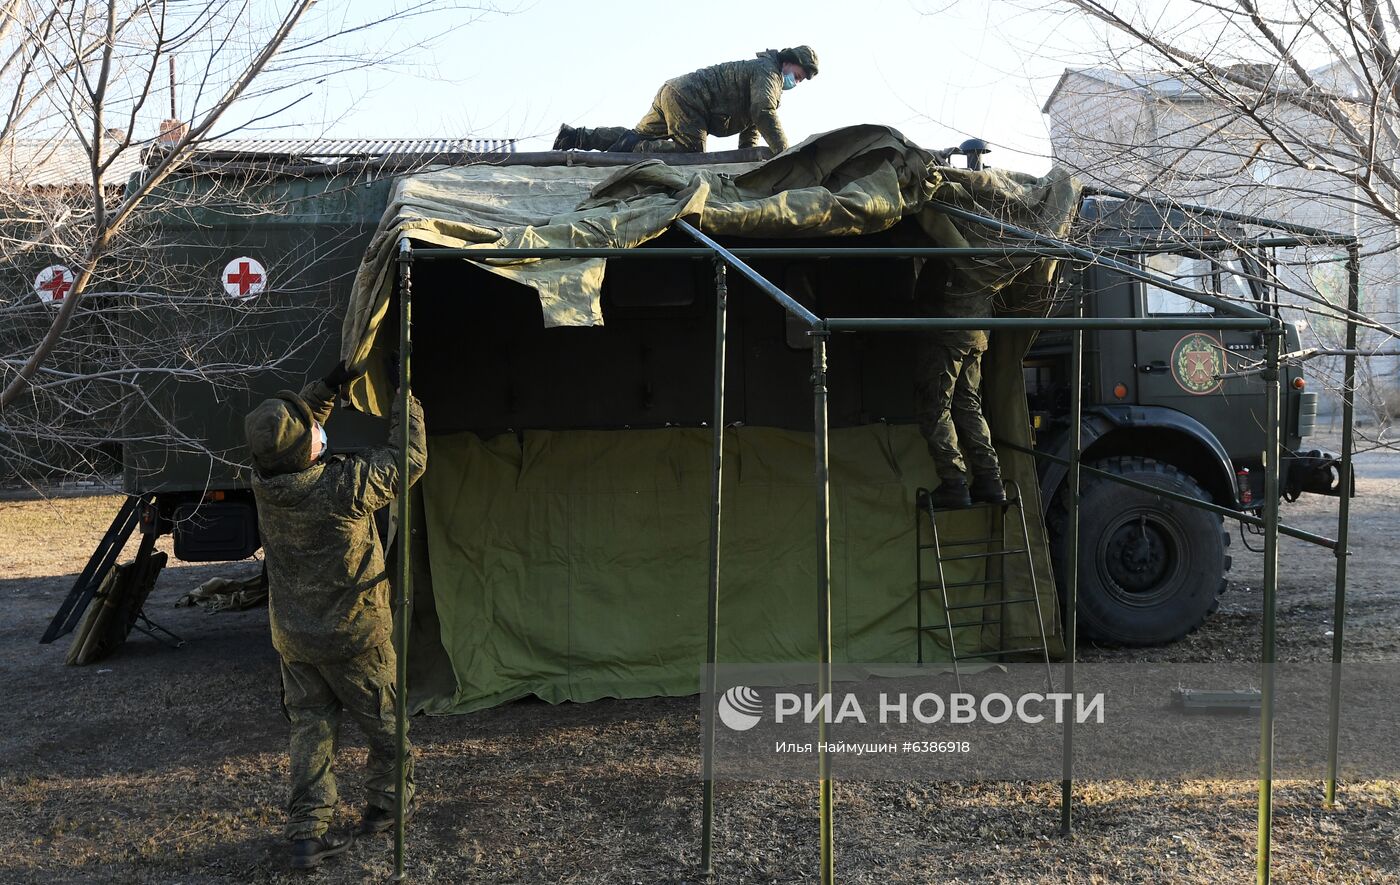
[
  {"xmin": 39, "ymin": 141, "xmax": 1343, "ymax": 654},
  {"xmin": 1025, "ymin": 196, "xmax": 1341, "ymax": 645}
]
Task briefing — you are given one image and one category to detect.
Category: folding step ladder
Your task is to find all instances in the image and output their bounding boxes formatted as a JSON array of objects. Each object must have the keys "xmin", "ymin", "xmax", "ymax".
[{"xmin": 915, "ymin": 480, "xmax": 1054, "ymax": 692}]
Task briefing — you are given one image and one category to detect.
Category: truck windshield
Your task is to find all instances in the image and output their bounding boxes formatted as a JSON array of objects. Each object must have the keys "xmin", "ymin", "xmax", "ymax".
[
  {"xmin": 1218, "ymin": 254, "xmax": 1255, "ymax": 302},
  {"xmin": 1141, "ymin": 251, "xmax": 1257, "ymax": 314}
]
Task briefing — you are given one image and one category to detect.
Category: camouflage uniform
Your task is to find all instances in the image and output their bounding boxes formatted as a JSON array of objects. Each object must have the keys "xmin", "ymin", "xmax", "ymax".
[
  {"xmin": 571, "ymin": 50, "xmax": 791, "ymax": 154},
  {"xmin": 914, "ymin": 267, "xmax": 1001, "ymax": 482},
  {"xmin": 246, "ymin": 379, "xmax": 427, "ymax": 841}
]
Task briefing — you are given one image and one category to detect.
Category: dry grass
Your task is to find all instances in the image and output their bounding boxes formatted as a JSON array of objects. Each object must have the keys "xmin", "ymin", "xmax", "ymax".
[{"xmin": 1, "ymin": 471, "xmax": 1398, "ymax": 883}]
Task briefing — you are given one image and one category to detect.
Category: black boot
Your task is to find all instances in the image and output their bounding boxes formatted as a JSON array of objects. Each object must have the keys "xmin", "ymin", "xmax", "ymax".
[
  {"xmin": 359, "ymin": 801, "xmax": 415, "ymax": 837},
  {"xmin": 552, "ymin": 124, "xmax": 579, "ymax": 151},
  {"xmin": 290, "ymin": 832, "xmax": 354, "ymax": 870},
  {"xmin": 928, "ymin": 477, "xmax": 972, "ymax": 509},
  {"xmin": 970, "ymin": 472, "xmax": 1006, "ymax": 505},
  {"xmin": 607, "ymin": 130, "xmax": 642, "ymax": 152}
]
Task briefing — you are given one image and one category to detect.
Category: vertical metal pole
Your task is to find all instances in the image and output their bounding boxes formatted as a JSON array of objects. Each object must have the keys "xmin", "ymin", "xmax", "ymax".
[
  {"xmin": 1060, "ymin": 293, "xmax": 1084, "ymax": 837},
  {"xmin": 812, "ymin": 331, "xmax": 835, "ymax": 885},
  {"xmin": 392, "ymin": 238, "xmax": 414, "ymax": 881},
  {"xmin": 1324, "ymin": 246, "xmax": 1359, "ymax": 807},
  {"xmin": 1256, "ymin": 327, "xmax": 1283, "ymax": 885},
  {"xmin": 700, "ymin": 260, "xmax": 728, "ymax": 880}
]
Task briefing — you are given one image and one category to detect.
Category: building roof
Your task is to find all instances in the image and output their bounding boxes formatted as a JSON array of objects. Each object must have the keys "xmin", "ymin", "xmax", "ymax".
[
  {"xmin": 185, "ymin": 136, "xmax": 518, "ymax": 160},
  {"xmin": 0, "ymin": 136, "xmax": 518, "ymax": 188},
  {"xmin": 1042, "ymin": 68, "xmax": 1201, "ymax": 114},
  {"xmin": 0, "ymin": 138, "xmax": 147, "ymax": 188},
  {"xmin": 1041, "ymin": 63, "xmax": 1340, "ymax": 114}
]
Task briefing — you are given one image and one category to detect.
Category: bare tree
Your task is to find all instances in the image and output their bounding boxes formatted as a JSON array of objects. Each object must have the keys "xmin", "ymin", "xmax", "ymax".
[
  {"xmin": 1026, "ymin": 0, "xmax": 1400, "ymax": 440},
  {"xmin": 0, "ymin": 1, "xmax": 502, "ymax": 483}
]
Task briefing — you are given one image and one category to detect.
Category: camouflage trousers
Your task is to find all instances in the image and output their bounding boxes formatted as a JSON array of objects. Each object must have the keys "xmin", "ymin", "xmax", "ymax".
[
  {"xmin": 574, "ymin": 83, "xmax": 707, "ymax": 153},
  {"xmin": 279, "ymin": 642, "xmax": 414, "ymax": 840},
  {"xmin": 916, "ymin": 341, "xmax": 1001, "ymax": 482}
]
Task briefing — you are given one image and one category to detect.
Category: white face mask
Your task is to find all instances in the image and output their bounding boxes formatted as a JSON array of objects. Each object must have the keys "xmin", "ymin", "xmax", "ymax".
[{"xmin": 317, "ymin": 424, "xmax": 328, "ymax": 460}]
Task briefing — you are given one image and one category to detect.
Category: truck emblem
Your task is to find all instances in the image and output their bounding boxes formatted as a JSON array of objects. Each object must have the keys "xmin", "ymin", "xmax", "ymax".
[
  {"xmin": 34, "ymin": 264, "xmax": 74, "ymax": 304},
  {"xmin": 1171, "ymin": 333, "xmax": 1224, "ymax": 394},
  {"xmin": 222, "ymin": 256, "xmax": 267, "ymax": 299}
]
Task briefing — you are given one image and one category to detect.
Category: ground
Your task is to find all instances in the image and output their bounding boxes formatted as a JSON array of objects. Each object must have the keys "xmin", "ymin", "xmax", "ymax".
[{"xmin": 1, "ymin": 437, "xmax": 1398, "ymax": 884}]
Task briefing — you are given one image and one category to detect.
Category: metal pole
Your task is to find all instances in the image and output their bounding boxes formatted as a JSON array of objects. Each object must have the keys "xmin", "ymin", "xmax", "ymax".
[
  {"xmin": 1083, "ymin": 186, "xmax": 1356, "ymax": 242},
  {"xmin": 935, "ymin": 203, "xmax": 1270, "ymax": 320},
  {"xmin": 701, "ymin": 260, "xmax": 728, "ymax": 879},
  {"xmin": 999, "ymin": 441, "xmax": 1339, "ymax": 549},
  {"xmin": 676, "ymin": 219, "xmax": 822, "ymax": 328},
  {"xmin": 392, "ymin": 238, "xmax": 414, "ymax": 881},
  {"xmin": 812, "ymin": 332, "xmax": 834, "ymax": 885},
  {"xmin": 410, "ymin": 240, "xmax": 1334, "ymax": 260},
  {"xmin": 1325, "ymin": 246, "xmax": 1359, "ymax": 807},
  {"xmin": 1256, "ymin": 327, "xmax": 1283, "ymax": 885},
  {"xmin": 825, "ymin": 317, "xmax": 1271, "ymax": 332},
  {"xmin": 1060, "ymin": 293, "xmax": 1084, "ymax": 837}
]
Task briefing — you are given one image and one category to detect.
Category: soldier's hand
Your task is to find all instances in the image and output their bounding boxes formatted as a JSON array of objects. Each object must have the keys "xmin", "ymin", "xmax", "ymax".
[{"xmin": 322, "ymin": 360, "xmax": 356, "ymax": 389}]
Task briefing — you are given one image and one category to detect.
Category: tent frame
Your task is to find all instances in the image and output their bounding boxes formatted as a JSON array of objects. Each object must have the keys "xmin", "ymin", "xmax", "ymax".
[{"xmin": 390, "ymin": 193, "xmax": 1359, "ymax": 885}]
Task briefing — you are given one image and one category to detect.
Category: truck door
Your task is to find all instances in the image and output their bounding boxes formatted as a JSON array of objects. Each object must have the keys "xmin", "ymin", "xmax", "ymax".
[{"xmin": 1132, "ymin": 251, "xmax": 1268, "ymax": 459}]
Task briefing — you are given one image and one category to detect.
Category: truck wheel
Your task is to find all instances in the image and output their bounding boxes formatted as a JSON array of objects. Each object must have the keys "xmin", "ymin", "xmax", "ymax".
[{"xmin": 1051, "ymin": 456, "xmax": 1226, "ymax": 646}]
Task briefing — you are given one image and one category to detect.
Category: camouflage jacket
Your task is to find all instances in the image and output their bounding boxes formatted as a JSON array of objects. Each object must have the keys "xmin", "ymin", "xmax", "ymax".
[
  {"xmin": 916, "ymin": 264, "xmax": 994, "ymax": 351},
  {"xmin": 252, "ymin": 380, "xmax": 427, "ymax": 663},
  {"xmin": 667, "ymin": 50, "xmax": 787, "ymax": 152}
]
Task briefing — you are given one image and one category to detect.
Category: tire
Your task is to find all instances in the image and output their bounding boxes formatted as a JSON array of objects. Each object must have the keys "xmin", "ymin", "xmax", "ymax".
[{"xmin": 1049, "ymin": 456, "xmax": 1227, "ymax": 646}]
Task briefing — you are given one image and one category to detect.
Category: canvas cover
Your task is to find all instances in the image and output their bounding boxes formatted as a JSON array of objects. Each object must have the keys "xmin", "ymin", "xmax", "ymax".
[{"xmin": 339, "ymin": 124, "xmax": 1082, "ymax": 714}]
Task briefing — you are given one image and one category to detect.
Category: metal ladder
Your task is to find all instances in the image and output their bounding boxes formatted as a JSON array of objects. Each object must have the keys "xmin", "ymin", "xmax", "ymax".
[
  {"xmin": 915, "ymin": 480, "xmax": 1054, "ymax": 692},
  {"xmin": 41, "ymin": 494, "xmax": 152, "ymax": 644}
]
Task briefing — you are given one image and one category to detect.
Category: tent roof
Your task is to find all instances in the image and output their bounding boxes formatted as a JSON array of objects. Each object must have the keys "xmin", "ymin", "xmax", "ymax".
[{"xmin": 340, "ymin": 124, "xmax": 1081, "ymax": 416}]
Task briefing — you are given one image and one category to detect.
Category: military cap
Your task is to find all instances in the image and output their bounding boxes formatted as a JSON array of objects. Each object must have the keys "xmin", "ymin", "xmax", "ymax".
[
  {"xmin": 780, "ymin": 45, "xmax": 819, "ymax": 77},
  {"xmin": 244, "ymin": 390, "xmax": 317, "ymax": 475}
]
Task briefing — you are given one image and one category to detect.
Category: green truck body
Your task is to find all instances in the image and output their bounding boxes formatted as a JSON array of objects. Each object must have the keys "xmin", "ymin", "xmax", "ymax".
[{"xmin": 99, "ymin": 154, "xmax": 1341, "ymax": 646}]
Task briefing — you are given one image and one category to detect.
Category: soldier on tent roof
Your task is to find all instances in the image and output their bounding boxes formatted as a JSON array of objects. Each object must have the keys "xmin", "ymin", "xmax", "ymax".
[
  {"xmin": 553, "ymin": 46, "xmax": 818, "ymax": 155},
  {"xmin": 244, "ymin": 363, "xmax": 427, "ymax": 870}
]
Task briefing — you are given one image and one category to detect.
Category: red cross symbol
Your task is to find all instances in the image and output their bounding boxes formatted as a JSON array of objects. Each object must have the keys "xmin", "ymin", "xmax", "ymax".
[
  {"xmin": 40, "ymin": 269, "xmax": 71, "ymax": 301},
  {"xmin": 226, "ymin": 261, "xmax": 263, "ymax": 295}
]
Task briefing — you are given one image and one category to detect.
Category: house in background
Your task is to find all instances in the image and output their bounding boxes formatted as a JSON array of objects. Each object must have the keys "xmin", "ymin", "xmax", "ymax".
[{"xmin": 1042, "ymin": 64, "xmax": 1400, "ymax": 421}]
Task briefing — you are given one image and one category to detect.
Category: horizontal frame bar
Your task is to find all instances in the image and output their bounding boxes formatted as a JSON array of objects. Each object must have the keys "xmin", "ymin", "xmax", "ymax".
[
  {"xmin": 1084, "ymin": 186, "xmax": 1357, "ymax": 244},
  {"xmin": 1000, "ymin": 440, "xmax": 1338, "ymax": 550},
  {"xmin": 409, "ymin": 239, "xmax": 1328, "ymax": 261},
  {"xmin": 675, "ymin": 220, "xmax": 821, "ymax": 328},
  {"xmin": 935, "ymin": 203, "xmax": 1272, "ymax": 322},
  {"xmin": 826, "ymin": 316, "xmax": 1272, "ymax": 331}
]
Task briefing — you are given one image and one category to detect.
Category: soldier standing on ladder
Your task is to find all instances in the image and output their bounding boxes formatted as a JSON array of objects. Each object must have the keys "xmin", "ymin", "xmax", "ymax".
[
  {"xmin": 915, "ymin": 259, "xmax": 1006, "ymax": 509},
  {"xmin": 243, "ymin": 362, "xmax": 427, "ymax": 870}
]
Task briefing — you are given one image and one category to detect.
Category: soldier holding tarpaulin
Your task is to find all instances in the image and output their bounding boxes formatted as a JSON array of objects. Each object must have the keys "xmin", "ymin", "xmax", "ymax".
[
  {"xmin": 553, "ymin": 45, "xmax": 818, "ymax": 154},
  {"xmin": 243, "ymin": 362, "xmax": 426, "ymax": 869}
]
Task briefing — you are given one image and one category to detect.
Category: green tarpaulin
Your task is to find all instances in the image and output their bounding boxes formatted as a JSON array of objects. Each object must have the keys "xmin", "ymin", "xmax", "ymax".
[
  {"xmin": 411, "ymin": 425, "xmax": 1059, "ymax": 714},
  {"xmin": 340, "ymin": 124, "xmax": 1081, "ymax": 714}
]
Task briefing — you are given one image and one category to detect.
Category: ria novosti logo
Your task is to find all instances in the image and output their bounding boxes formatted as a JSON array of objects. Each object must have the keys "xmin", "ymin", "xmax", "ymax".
[
  {"xmin": 716, "ymin": 686, "xmax": 1105, "ymax": 731},
  {"xmin": 717, "ymin": 686, "xmax": 764, "ymax": 731}
]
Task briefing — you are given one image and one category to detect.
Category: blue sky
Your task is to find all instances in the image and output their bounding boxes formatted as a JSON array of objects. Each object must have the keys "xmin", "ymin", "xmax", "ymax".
[{"xmin": 229, "ymin": 0, "xmax": 1095, "ymax": 174}]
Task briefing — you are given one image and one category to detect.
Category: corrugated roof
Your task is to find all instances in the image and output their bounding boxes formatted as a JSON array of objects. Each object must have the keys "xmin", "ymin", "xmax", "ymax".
[
  {"xmin": 191, "ymin": 136, "xmax": 518, "ymax": 159},
  {"xmin": 0, "ymin": 138, "xmax": 147, "ymax": 188},
  {"xmin": 0, "ymin": 136, "xmax": 518, "ymax": 188}
]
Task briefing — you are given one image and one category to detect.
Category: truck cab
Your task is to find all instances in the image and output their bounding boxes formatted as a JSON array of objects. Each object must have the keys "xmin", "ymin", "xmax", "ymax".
[{"xmin": 1026, "ymin": 196, "xmax": 1338, "ymax": 645}]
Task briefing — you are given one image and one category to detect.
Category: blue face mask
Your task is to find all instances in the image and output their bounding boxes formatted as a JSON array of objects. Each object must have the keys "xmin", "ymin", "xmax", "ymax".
[
  {"xmin": 317, "ymin": 424, "xmax": 328, "ymax": 460},
  {"xmin": 782, "ymin": 71, "xmax": 797, "ymax": 91}
]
